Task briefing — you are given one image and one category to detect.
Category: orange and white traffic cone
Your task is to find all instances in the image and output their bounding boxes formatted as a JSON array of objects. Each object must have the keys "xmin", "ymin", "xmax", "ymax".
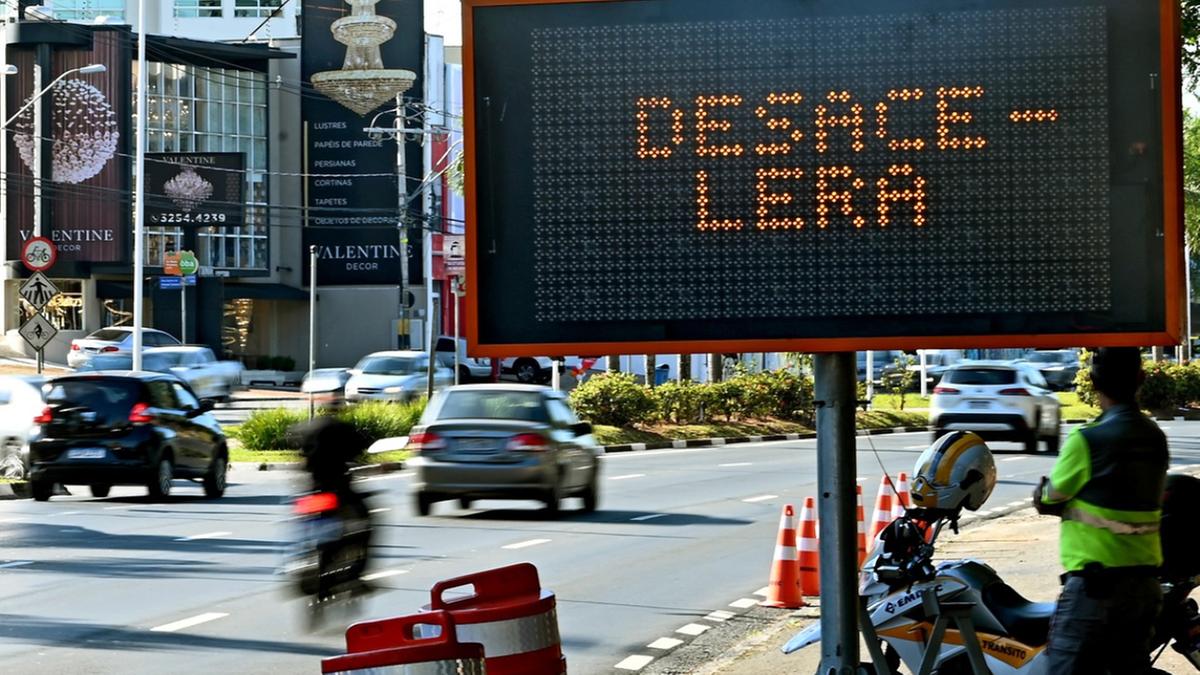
[
  {"xmin": 798, "ymin": 497, "xmax": 820, "ymax": 597},
  {"xmin": 892, "ymin": 472, "xmax": 911, "ymax": 520},
  {"xmin": 761, "ymin": 504, "xmax": 805, "ymax": 608},
  {"xmin": 869, "ymin": 476, "xmax": 897, "ymax": 550},
  {"xmin": 856, "ymin": 484, "xmax": 867, "ymax": 567}
]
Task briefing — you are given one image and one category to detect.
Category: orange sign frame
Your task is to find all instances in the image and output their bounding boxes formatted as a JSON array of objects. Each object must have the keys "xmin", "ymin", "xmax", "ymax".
[{"xmin": 462, "ymin": 0, "xmax": 1185, "ymax": 358}]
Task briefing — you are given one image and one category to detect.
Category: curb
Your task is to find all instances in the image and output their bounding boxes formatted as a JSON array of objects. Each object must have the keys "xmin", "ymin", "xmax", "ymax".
[
  {"xmin": 601, "ymin": 426, "xmax": 929, "ymax": 453},
  {"xmin": 0, "ymin": 482, "xmax": 29, "ymax": 500}
]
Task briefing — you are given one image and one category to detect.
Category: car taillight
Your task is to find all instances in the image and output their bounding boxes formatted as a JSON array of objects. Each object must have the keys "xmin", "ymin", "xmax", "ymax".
[
  {"xmin": 933, "ymin": 386, "xmax": 960, "ymax": 395},
  {"xmin": 129, "ymin": 402, "xmax": 153, "ymax": 424},
  {"xmin": 999, "ymin": 388, "xmax": 1031, "ymax": 396},
  {"xmin": 407, "ymin": 431, "xmax": 446, "ymax": 453},
  {"xmin": 70, "ymin": 342, "xmax": 80, "ymax": 351},
  {"xmin": 507, "ymin": 433, "xmax": 549, "ymax": 452},
  {"xmin": 295, "ymin": 492, "xmax": 339, "ymax": 515},
  {"xmin": 100, "ymin": 346, "xmax": 119, "ymax": 353},
  {"xmin": 33, "ymin": 407, "xmax": 52, "ymax": 424}
]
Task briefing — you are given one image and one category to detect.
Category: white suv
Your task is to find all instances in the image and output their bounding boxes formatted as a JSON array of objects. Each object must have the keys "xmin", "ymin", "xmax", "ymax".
[{"xmin": 930, "ymin": 362, "xmax": 1061, "ymax": 453}]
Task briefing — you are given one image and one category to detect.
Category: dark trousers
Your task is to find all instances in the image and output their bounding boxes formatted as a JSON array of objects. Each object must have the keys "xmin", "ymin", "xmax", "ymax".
[{"xmin": 1046, "ymin": 573, "xmax": 1162, "ymax": 674}]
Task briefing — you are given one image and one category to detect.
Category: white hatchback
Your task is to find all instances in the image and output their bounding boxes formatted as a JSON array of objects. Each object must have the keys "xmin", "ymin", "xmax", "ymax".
[{"xmin": 930, "ymin": 362, "xmax": 1061, "ymax": 453}]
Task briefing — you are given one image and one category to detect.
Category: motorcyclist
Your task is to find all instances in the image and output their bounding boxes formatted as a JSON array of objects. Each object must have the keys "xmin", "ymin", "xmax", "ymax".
[{"xmin": 1034, "ymin": 347, "xmax": 1169, "ymax": 674}]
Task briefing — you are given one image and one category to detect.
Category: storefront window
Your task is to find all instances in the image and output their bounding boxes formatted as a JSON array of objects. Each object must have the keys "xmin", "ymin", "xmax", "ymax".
[
  {"xmin": 175, "ymin": 0, "xmax": 222, "ymax": 17},
  {"xmin": 52, "ymin": 0, "xmax": 127, "ymax": 22},
  {"xmin": 16, "ymin": 280, "xmax": 84, "ymax": 331}
]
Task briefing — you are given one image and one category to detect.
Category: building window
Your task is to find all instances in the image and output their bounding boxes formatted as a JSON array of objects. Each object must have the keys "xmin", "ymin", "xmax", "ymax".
[
  {"xmin": 235, "ymin": 0, "xmax": 282, "ymax": 18},
  {"xmin": 174, "ymin": 0, "xmax": 222, "ymax": 17},
  {"xmin": 135, "ymin": 62, "xmax": 269, "ymax": 271},
  {"xmin": 51, "ymin": 0, "xmax": 126, "ymax": 22},
  {"xmin": 16, "ymin": 280, "xmax": 84, "ymax": 331}
]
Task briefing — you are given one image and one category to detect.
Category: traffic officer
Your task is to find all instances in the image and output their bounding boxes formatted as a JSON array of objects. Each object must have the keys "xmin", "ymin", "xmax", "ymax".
[{"xmin": 1035, "ymin": 346, "xmax": 1169, "ymax": 674}]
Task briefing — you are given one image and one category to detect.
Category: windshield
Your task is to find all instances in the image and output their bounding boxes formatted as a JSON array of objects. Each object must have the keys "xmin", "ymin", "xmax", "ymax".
[
  {"xmin": 1028, "ymin": 352, "xmax": 1070, "ymax": 364},
  {"xmin": 431, "ymin": 391, "xmax": 549, "ymax": 422},
  {"xmin": 87, "ymin": 329, "xmax": 130, "ymax": 342},
  {"xmin": 79, "ymin": 355, "xmax": 133, "ymax": 371},
  {"xmin": 357, "ymin": 357, "xmax": 423, "ymax": 376},
  {"xmin": 945, "ymin": 368, "xmax": 1017, "ymax": 386},
  {"xmin": 144, "ymin": 353, "xmax": 185, "ymax": 370}
]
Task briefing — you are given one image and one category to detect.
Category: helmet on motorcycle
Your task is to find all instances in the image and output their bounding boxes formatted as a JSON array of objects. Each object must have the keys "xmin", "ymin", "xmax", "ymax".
[{"xmin": 910, "ymin": 431, "xmax": 996, "ymax": 513}]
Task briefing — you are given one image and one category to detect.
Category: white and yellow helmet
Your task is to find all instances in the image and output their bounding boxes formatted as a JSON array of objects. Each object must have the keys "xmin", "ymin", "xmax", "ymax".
[{"xmin": 910, "ymin": 431, "xmax": 996, "ymax": 513}]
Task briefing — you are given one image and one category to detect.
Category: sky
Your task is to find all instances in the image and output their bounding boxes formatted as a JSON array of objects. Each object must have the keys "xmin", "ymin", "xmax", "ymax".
[{"xmin": 426, "ymin": 0, "xmax": 462, "ymax": 45}]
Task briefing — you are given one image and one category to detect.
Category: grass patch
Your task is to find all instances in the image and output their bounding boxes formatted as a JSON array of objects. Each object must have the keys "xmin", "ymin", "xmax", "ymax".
[
  {"xmin": 869, "ymin": 394, "xmax": 931, "ymax": 411},
  {"xmin": 0, "ymin": 477, "xmax": 26, "ymax": 484},
  {"xmin": 1058, "ymin": 391, "xmax": 1099, "ymax": 421},
  {"xmin": 367, "ymin": 450, "xmax": 409, "ymax": 465},
  {"xmin": 229, "ymin": 447, "xmax": 302, "ymax": 464},
  {"xmin": 857, "ymin": 409, "xmax": 928, "ymax": 429},
  {"xmin": 593, "ymin": 409, "xmax": 928, "ymax": 446}
]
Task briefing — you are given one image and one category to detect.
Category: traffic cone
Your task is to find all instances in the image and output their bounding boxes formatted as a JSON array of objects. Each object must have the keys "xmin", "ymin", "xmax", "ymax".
[
  {"xmin": 856, "ymin": 484, "xmax": 867, "ymax": 567},
  {"xmin": 869, "ymin": 476, "xmax": 897, "ymax": 550},
  {"xmin": 892, "ymin": 472, "xmax": 911, "ymax": 520},
  {"xmin": 761, "ymin": 504, "xmax": 805, "ymax": 608},
  {"xmin": 798, "ymin": 497, "xmax": 820, "ymax": 597}
]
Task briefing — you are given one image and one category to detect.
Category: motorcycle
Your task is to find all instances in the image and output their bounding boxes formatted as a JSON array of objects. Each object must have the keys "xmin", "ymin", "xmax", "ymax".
[
  {"xmin": 282, "ymin": 489, "xmax": 374, "ymax": 628},
  {"xmin": 783, "ymin": 474, "xmax": 1200, "ymax": 675}
]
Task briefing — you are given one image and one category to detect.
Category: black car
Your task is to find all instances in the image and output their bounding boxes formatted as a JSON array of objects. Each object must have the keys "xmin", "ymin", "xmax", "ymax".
[{"xmin": 28, "ymin": 372, "xmax": 228, "ymax": 501}]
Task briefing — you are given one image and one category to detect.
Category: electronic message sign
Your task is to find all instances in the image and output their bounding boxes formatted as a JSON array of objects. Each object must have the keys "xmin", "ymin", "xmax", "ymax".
[{"xmin": 464, "ymin": 0, "xmax": 1183, "ymax": 356}]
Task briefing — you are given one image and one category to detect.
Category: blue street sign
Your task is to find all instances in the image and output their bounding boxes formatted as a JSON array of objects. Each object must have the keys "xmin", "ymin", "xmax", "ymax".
[
  {"xmin": 159, "ymin": 276, "xmax": 182, "ymax": 290},
  {"xmin": 183, "ymin": 274, "xmax": 197, "ymax": 286}
]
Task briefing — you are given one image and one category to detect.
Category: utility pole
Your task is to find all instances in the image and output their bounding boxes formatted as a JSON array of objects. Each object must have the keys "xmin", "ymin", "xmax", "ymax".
[
  {"xmin": 308, "ymin": 245, "xmax": 318, "ymax": 420},
  {"xmin": 394, "ymin": 95, "xmax": 410, "ymax": 349}
]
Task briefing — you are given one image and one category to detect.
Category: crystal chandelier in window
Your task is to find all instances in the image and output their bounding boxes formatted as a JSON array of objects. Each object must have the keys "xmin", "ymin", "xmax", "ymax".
[{"xmin": 311, "ymin": 0, "xmax": 416, "ymax": 115}]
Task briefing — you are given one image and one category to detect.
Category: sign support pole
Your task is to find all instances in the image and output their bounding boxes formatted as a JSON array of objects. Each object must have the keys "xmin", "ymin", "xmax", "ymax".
[
  {"xmin": 865, "ymin": 350, "xmax": 874, "ymax": 405},
  {"xmin": 814, "ymin": 352, "xmax": 859, "ymax": 674},
  {"xmin": 309, "ymin": 245, "xmax": 317, "ymax": 420},
  {"xmin": 453, "ymin": 277, "xmax": 460, "ymax": 386},
  {"xmin": 180, "ymin": 283, "xmax": 186, "ymax": 344}
]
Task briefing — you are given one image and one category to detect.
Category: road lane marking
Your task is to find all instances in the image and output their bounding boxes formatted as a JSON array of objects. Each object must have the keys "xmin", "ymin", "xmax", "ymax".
[
  {"xmin": 609, "ymin": 473, "xmax": 646, "ymax": 481},
  {"xmin": 647, "ymin": 637, "xmax": 683, "ymax": 650},
  {"xmin": 676, "ymin": 623, "xmax": 710, "ymax": 636},
  {"xmin": 368, "ymin": 508, "xmax": 391, "ymax": 514},
  {"xmin": 102, "ymin": 506, "xmax": 129, "ymax": 510},
  {"xmin": 754, "ymin": 586, "xmax": 770, "ymax": 597},
  {"xmin": 729, "ymin": 598, "xmax": 759, "ymax": 609},
  {"xmin": 150, "ymin": 612, "xmax": 229, "ymax": 633},
  {"xmin": 630, "ymin": 514, "xmax": 668, "ymax": 522},
  {"xmin": 615, "ymin": 655, "xmax": 655, "ymax": 671},
  {"xmin": 0, "ymin": 561, "xmax": 33, "ymax": 569},
  {"xmin": 502, "ymin": 538, "xmax": 552, "ymax": 550},
  {"xmin": 1001, "ymin": 457, "xmax": 1025, "ymax": 462},
  {"xmin": 705, "ymin": 610, "xmax": 736, "ymax": 622},
  {"xmin": 362, "ymin": 569, "xmax": 408, "ymax": 581},
  {"xmin": 742, "ymin": 494, "xmax": 778, "ymax": 503},
  {"xmin": 56, "ymin": 511, "xmax": 82, "ymax": 516},
  {"xmin": 1007, "ymin": 500, "xmax": 1027, "ymax": 507},
  {"xmin": 175, "ymin": 531, "xmax": 232, "ymax": 542},
  {"xmin": 903, "ymin": 444, "xmax": 926, "ymax": 450},
  {"xmin": 719, "ymin": 462, "xmax": 752, "ymax": 467}
]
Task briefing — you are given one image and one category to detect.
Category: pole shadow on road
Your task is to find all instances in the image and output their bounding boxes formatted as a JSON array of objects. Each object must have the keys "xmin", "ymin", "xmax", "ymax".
[
  {"xmin": 2, "ymin": 523, "xmax": 281, "ymax": 554},
  {"xmin": 4, "ymin": 556, "xmax": 274, "ymax": 581},
  {"xmin": 397, "ymin": 508, "xmax": 754, "ymax": 527},
  {"xmin": 0, "ymin": 614, "xmax": 338, "ymax": 657}
]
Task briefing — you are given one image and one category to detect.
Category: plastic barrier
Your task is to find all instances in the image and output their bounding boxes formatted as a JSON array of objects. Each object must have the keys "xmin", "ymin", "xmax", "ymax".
[{"xmin": 321, "ymin": 610, "xmax": 485, "ymax": 674}]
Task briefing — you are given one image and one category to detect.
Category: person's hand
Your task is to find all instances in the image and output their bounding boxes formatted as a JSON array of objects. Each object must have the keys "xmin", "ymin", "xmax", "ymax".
[{"xmin": 1032, "ymin": 476, "xmax": 1066, "ymax": 517}]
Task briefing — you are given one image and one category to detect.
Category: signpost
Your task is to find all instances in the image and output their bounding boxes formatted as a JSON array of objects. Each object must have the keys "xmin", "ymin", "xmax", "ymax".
[
  {"xmin": 17, "ymin": 239, "xmax": 60, "ymax": 373},
  {"xmin": 20, "ymin": 237, "xmax": 55, "ymax": 273},
  {"xmin": 463, "ymin": 1, "xmax": 1183, "ymax": 671},
  {"xmin": 163, "ymin": 250, "xmax": 199, "ymax": 342}
]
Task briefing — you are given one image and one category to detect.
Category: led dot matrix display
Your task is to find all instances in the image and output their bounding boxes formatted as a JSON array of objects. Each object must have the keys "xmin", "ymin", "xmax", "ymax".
[{"xmin": 467, "ymin": 0, "xmax": 1180, "ymax": 355}]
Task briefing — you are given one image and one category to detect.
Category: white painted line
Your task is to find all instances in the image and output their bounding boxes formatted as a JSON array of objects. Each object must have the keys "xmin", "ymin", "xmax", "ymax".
[
  {"xmin": 150, "ymin": 612, "xmax": 229, "ymax": 633},
  {"xmin": 754, "ymin": 586, "xmax": 770, "ymax": 597},
  {"xmin": 102, "ymin": 506, "xmax": 128, "ymax": 510},
  {"xmin": 729, "ymin": 598, "xmax": 759, "ymax": 609},
  {"xmin": 903, "ymin": 444, "xmax": 926, "ymax": 450},
  {"xmin": 711, "ymin": 439, "xmax": 726, "ymax": 446},
  {"xmin": 630, "ymin": 443, "xmax": 647, "ymax": 452},
  {"xmin": 676, "ymin": 623, "xmax": 710, "ymax": 636},
  {"xmin": 368, "ymin": 508, "xmax": 391, "ymax": 514},
  {"xmin": 705, "ymin": 610, "xmax": 736, "ymax": 622},
  {"xmin": 362, "ymin": 569, "xmax": 408, "ymax": 581},
  {"xmin": 615, "ymin": 655, "xmax": 655, "ymax": 671},
  {"xmin": 671, "ymin": 440, "xmax": 687, "ymax": 449},
  {"xmin": 609, "ymin": 473, "xmax": 646, "ymax": 481},
  {"xmin": 630, "ymin": 513, "xmax": 668, "ymax": 522},
  {"xmin": 55, "ymin": 511, "xmax": 82, "ymax": 516},
  {"xmin": 58, "ymin": 529, "xmax": 75, "ymax": 533},
  {"xmin": 742, "ymin": 494, "xmax": 778, "ymax": 503},
  {"xmin": 174, "ymin": 531, "xmax": 232, "ymax": 542},
  {"xmin": 1001, "ymin": 457, "xmax": 1025, "ymax": 462},
  {"xmin": 648, "ymin": 637, "xmax": 684, "ymax": 650},
  {"xmin": 720, "ymin": 462, "xmax": 752, "ymax": 467},
  {"xmin": 502, "ymin": 538, "xmax": 552, "ymax": 550},
  {"xmin": 0, "ymin": 561, "xmax": 33, "ymax": 569}
]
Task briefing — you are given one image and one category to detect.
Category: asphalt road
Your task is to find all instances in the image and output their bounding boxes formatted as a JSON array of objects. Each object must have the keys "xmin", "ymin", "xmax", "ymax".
[{"xmin": 3, "ymin": 423, "xmax": 1200, "ymax": 674}]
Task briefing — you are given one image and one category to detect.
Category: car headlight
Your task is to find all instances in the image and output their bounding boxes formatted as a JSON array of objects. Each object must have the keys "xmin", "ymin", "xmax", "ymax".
[
  {"xmin": 345, "ymin": 385, "xmax": 358, "ymax": 396},
  {"xmin": 384, "ymin": 386, "xmax": 405, "ymax": 394}
]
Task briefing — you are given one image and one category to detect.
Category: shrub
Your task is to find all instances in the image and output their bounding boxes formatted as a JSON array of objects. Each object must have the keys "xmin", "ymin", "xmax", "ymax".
[
  {"xmin": 336, "ymin": 400, "xmax": 425, "ymax": 444},
  {"xmin": 1073, "ymin": 349, "xmax": 1096, "ymax": 407},
  {"xmin": 569, "ymin": 372, "xmax": 658, "ymax": 427},
  {"xmin": 1173, "ymin": 362, "xmax": 1200, "ymax": 407},
  {"xmin": 230, "ymin": 408, "xmax": 308, "ymax": 451},
  {"xmin": 705, "ymin": 378, "xmax": 746, "ymax": 421},
  {"xmin": 890, "ymin": 354, "xmax": 917, "ymax": 410},
  {"xmin": 1138, "ymin": 360, "xmax": 1178, "ymax": 412},
  {"xmin": 752, "ymin": 369, "xmax": 814, "ymax": 422},
  {"xmin": 655, "ymin": 380, "xmax": 707, "ymax": 424}
]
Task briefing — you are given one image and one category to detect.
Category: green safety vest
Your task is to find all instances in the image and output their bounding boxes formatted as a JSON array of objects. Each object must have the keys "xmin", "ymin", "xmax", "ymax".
[{"xmin": 1042, "ymin": 403, "xmax": 1168, "ymax": 572}]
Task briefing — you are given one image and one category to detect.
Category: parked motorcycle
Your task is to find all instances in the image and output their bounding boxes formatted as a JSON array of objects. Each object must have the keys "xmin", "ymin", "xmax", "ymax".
[{"xmin": 783, "ymin": 474, "xmax": 1200, "ymax": 674}]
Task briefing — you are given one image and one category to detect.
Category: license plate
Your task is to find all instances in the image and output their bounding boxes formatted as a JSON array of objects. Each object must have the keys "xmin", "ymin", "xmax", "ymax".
[
  {"xmin": 968, "ymin": 400, "xmax": 991, "ymax": 410},
  {"xmin": 66, "ymin": 448, "xmax": 106, "ymax": 459},
  {"xmin": 457, "ymin": 439, "xmax": 497, "ymax": 452}
]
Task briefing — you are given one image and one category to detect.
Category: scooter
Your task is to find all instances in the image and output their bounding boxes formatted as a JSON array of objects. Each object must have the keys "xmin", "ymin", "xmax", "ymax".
[
  {"xmin": 783, "ymin": 477, "xmax": 1200, "ymax": 675},
  {"xmin": 283, "ymin": 490, "xmax": 374, "ymax": 628}
]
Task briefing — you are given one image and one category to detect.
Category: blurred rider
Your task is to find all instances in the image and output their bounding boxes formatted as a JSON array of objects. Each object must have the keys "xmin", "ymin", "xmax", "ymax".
[{"xmin": 1035, "ymin": 347, "xmax": 1169, "ymax": 674}]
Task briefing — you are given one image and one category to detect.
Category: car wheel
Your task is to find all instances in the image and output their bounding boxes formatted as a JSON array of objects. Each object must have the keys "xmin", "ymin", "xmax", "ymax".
[
  {"xmin": 31, "ymin": 479, "xmax": 52, "ymax": 502},
  {"xmin": 1023, "ymin": 432, "xmax": 1039, "ymax": 454},
  {"xmin": 414, "ymin": 492, "xmax": 433, "ymax": 517},
  {"xmin": 1042, "ymin": 419, "xmax": 1062, "ymax": 454},
  {"xmin": 457, "ymin": 366, "xmax": 471, "ymax": 384},
  {"xmin": 458, "ymin": 497, "xmax": 473, "ymax": 510},
  {"xmin": 580, "ymin": 473, "xmax": 599, "ymax": 513},
  {"xmin": 543, "ymin": 481, "xmax": 563, "ymax": 516},
  {"xmin": 90, "ymin": 484, "xmax": 111, "ymax": 498},
  {"xmin": 147, "ymin": 456, "xmax": 174, "ymax": 500},
  {"xmin": 514, "ymin": 358, "xmax": 541, "ymax": 384},
  {"xmin": 203, "ymin": 453, "xmax": 227, "ymax": 499}
]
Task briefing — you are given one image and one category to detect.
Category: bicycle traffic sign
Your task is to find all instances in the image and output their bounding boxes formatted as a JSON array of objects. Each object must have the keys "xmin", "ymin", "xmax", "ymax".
[
  {"xmin": 18, "ymin": 313, "xmax": 56, "ymax": 352},
  {"xmin": 20, "ymin": 237, "xmax": 56, "ymax": 273}
]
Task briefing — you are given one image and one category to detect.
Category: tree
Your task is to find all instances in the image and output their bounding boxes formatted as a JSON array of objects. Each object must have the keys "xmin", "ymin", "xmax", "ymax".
[{"xmin": 1184, "ymin": 0, "xmax": 1200, "ymax": 88}]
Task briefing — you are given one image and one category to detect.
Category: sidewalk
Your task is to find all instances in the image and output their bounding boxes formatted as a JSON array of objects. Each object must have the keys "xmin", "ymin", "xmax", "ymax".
[{"xmin": 698, "ymin": 509, "xmax": 1196, "ymax": 674}]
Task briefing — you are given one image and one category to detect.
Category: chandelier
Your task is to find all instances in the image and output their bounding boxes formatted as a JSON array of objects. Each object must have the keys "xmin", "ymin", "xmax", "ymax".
[{"xmin": 311, "ymin": 0, "xmax": 416, "ymax": 116}]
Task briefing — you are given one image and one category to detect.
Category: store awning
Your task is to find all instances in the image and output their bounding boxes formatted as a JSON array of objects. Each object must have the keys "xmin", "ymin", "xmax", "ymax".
[{"xmin": 223, "ymin": 283, "xmax": 310, "ymax": 301}]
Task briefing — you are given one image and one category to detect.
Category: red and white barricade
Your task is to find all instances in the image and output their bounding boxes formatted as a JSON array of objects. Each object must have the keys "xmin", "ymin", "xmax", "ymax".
[
  {"xmin": 426, "ymin": 562, "xmax": 566, "ymax": 675},
  {"xmin": 321, "ymin": 610, "xmax": 485, "ymax": 674}
]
